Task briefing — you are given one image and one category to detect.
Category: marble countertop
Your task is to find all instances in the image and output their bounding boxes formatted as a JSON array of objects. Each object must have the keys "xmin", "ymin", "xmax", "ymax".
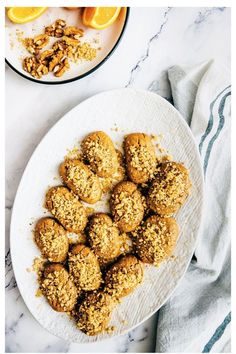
[{"xmin": 5, "ymin": 7, "xmax": 230, "ymax": 353}]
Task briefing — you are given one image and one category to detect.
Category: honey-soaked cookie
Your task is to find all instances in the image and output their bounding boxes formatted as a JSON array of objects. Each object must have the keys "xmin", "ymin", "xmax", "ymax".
[
  {"xmin": 59, "ymin": 159, "xmax": 102, "ymax": 204},
  {"xmin": 41, "ymin": 264, "xmax": 77, "ymax": 312},
  {"xmin": 45, "ymin": 186, "xmax": 88, "ymax": 233},
  {"xmin": 77, "ymin": 291, "xmax": 116, "ymax": 336},
  {"xmin": 110, "ymin": 181, "xmax": 144, "ymax": 232},
  {"xmin": 68, "ymin": 244, "xmax": 102, "ymax": 291},
  {"xmin": 34, "ymin": 217, "xmax": 69, "ymax": 262},
  {"xmin": 133, "ymin": 215, "xmax": 179, "ymax": 266},
  {"xmin": 105, "ymin": 255, "xmax": 143, "ymax": 298},
  {"xmin": 124, "ymin": 133, "xmax": 156, "ymax": 183},
  {"xmin": 88, "ymin": 213, "xmax": 121, "ymax": 266},
  {"xmin": 81, "ymin": 131, "xmax": 118, "ymax": 178},
  {"xmin": 147, "ymin": 162, "xmax": 191, "ymax": 215}
]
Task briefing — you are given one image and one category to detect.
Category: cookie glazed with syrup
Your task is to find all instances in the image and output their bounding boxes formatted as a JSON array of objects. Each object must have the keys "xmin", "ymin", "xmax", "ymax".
[
  {"xmin": 81, "ymin": 131, "xmax": 118, "ymax": 178},
  {"xmin": 110, "ymin": 181, "xmax": 144, "ymax": 232},
  {"xmin": 41, "ymin": 264, "xmax": 78, "ymax": 312},
  {"xmin": 34, "ymin": 217, "xmax": 69, "ymax": 262},
  {"xmin": 59, "ymin": 159, "xmax": 102, "ymax": 204},
  {"xmin": 147, "ymin": 162, "xmax": 191, "ymax": 216},
  {"xmin": 45, "ymin": 186, "xmax": 88, "ymax": 233},
  {"xmin": 68, "ymin": 244, "xmax": 102, "ymax": 291},
  {"xmin": 133, "ymin": 215, "xmax": 179, "ymax": 266}
]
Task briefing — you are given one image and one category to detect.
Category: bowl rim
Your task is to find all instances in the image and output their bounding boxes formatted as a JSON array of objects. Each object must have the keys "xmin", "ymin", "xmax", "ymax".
[{"xmin": 5, "ymin": 7, "xmax": 130, "ymax": 85}]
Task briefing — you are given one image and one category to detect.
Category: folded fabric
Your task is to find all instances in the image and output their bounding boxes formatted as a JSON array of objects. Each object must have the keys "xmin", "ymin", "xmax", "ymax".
[{"xmin": 155, "ymin": 61, "xmax": 231, "ymax": 353}]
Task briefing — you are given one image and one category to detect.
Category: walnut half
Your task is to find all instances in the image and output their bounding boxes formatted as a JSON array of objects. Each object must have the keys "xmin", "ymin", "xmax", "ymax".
[
  {"xmin": 23, "ymin": 56, "xmax": 48, "ymax": 79},
  {"xmin": 24, "ymin": 34, "xmax": 50, "ymax": 55},
  {"xmin": 64, "ymin": 26, "xmax": 84, "ymax": 39},
  {"xmin": 54, "ymin": 58, "xmax": 70, "ymax": 77},
  {"xmin": 45, "ymin": 19, "xmax": 67, "ymax": 38}
]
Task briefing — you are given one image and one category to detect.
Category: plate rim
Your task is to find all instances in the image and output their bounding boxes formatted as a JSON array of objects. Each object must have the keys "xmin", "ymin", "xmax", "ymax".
[
  {"xmin": 10, "ymin": 88, "xmax": 204, "ymax": 342},
  {"xmin": 5, "ymin": 7, "xmax": 130, "ymax": 85}
]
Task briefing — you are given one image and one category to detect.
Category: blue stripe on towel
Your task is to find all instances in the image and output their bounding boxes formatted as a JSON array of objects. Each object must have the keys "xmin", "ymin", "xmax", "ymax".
[
  {"xmin": 199, "ymin": 85, "xmax": 230, "ymax": 155},
  {"xmin": 202, "ymin": 312, "xmax": 231, "ymax": 352},
  {"xmin": 198, "ymin": 87, "xmax": 231, "ymax": 352},
  {"xmin": 203, "ymin": 90, "xmax": 231, "ymax": 174}
]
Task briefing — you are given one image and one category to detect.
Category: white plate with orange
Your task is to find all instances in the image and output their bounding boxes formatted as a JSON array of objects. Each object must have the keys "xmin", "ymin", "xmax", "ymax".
[
  {"xmin": 10, "ymin": 88, "xmax": 204, "ymax": 343},
  {"xmin": 5, "ymin": 7, "xmax": 129, "ymax": 84}
]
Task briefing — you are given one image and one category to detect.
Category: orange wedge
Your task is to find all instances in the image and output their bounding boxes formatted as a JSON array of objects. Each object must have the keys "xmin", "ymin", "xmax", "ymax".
[
  {"xmin": 7, "ymin": 7, "xmax": 47, "ymax": 24},
  {"xmin": 83, "ymin": 7, "xmax": 121, "ymax": 30}
]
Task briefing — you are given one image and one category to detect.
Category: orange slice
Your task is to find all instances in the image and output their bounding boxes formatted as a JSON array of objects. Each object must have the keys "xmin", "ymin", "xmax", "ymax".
[
  {"xmin": 7, "ymin": 7, "xmax": 47, "ymax": 24},
  {"xmin": 82, "ymin": 7, "xmax": 121, "ymax": 30}
]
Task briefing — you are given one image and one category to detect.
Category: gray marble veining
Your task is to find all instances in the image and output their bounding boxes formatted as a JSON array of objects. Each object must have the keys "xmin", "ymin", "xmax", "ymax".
[{"xmin": 125, "ymin": 7, "xmax": 172, "ymax": 87}]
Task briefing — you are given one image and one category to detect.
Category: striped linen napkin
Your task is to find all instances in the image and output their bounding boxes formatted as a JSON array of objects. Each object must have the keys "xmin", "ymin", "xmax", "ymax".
[{"xmin": 155, "ymin": 61, "xmax": 231, "ymax": 353}]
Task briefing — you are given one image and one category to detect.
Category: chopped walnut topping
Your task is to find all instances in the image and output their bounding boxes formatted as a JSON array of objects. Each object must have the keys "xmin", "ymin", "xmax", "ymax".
[
  {"xmin": 105, "ymin": 255, "xmax": 143, "ymax": 298},
  {"xmin": 67, "ymin": 165, "xmax": 95, "ymax": 196},
  {"xmin": 119, "ymin": 232, "xmax": 133, "ymax": 255},
  {"xmin": 133, "ymin": 215, "xmax": 179, "ymax": 266},
  {"xmin": 124, "ymin": 133, "xmax": 156, "ymax": 183},
  {"xmin": 81, "ymin": 131, "xmax": 118, "ymax": 178},
  {"xmin": 68, "ymin": 244, "xmax": 102, "ymax": 291},
  {"xmin": 41, "ymin": 265, "xmax": 78, "ymax": 312},
  {"xmin": 59, "ymin": 159, "xmax": 102, "ymax": 204},
  {"xmin": 77, "ymin": 291, "xmax": 116, "ymax": 336},
  {"xmin": 99, "ymin": 150, "xmax": 127, "ymax": 193},
  {"xmin": 147, "ymin": 162, "xmax": 191, "ymax": 215},
  {"xmin": 45, "ymin": 187, "xmax": 87, "ymax": 233},
  {"xmin": 34, "ymin": 218, "xmax": 69, "ymax": 262},
  {"xmin": 88, "ymin": 213, "xmax": 121, "ymax": 266},
  {"xmin": 129, "ymin": 145, "xmax": 155, "ymax": 173},
  {"xmin": 110, "ymin": 181, "xmax": 144, "ymax": 232}
]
